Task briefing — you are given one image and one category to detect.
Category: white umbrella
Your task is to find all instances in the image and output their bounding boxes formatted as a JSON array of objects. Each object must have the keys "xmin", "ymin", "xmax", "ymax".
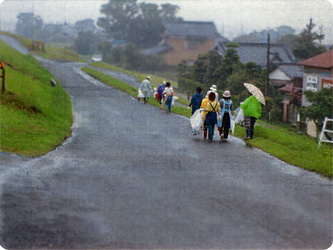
[{"xmin": 244, "ymin": 83, "xmax": 265, "ymax": 105}]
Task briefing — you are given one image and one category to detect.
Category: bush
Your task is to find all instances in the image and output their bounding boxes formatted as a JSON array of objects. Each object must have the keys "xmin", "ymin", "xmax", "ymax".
[
  {"xmin": 101, "ymin": 43, "xmax": 167, "ymax": 72},
  {"xmin": 178, "ymin": 78, "xmax": 205, "ymax": 95}
]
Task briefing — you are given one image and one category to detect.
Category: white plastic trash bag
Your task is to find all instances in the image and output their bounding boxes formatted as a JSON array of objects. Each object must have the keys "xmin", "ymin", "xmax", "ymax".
[
  {"xmin": 235, "ymin": 108, "xmax": 245, "ymax": 125},
  {"xmin": 138, "ymin": 88, "xmax": 145, "ymax": 98},
  {"xmin": 190, "ymin": 109, "xmax": 203, "ymax": 135},
  {"xmin": 230, "ymin": 120, "xmax": 236, "ymax": 134},
  {"xmin": 171, "ymin": 96, "xmax": 179, "ymax": 107}
]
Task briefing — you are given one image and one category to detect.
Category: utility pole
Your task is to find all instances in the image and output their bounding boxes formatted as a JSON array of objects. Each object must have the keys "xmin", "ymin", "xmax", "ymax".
[
  {"xmin": 266, "ymin": 33, "xmax": 270, "ymax": 97},
  {"xmin": 319, "ymin": 24, "xmax": 323, "ymax": 45}
]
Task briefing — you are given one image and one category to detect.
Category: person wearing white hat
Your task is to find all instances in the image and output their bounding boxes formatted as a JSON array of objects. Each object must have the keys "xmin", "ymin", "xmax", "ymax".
[
  {"xmin": 139, "ymin": 76, "xmax": 152, "ymax": 104},
  {"xmin": 210, "ymin": 85, "xmax": 219, "ymax": 101},
  {"xmin": 218, "ymin": 90, "xmax": 234, "ymax": 141}
]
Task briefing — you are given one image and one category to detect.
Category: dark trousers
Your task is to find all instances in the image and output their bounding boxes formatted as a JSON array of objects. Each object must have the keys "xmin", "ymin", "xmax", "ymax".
[
  {"xmin": 207, "ymin": 124, "xmax": 215, "ymax": 141},
  {"xmin": 219, "ymin": 112, "xmax": 230, "ymax": 139},
  {"xmin": 246, "ymin": 116, "xmax": 257, "ymax": 139}
]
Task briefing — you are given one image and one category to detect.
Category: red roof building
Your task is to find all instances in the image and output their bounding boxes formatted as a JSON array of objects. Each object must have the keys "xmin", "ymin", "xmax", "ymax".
[
  {"xmin": 297, "ymin": 50, "xmax": 333, "ymax": 107},
  {"xmin": 298, "ymin": 50, "xmax": 333, "ymax": 69}
]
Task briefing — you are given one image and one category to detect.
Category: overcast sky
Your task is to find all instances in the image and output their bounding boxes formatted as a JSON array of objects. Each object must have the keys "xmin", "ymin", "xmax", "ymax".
[{"xmin": 0, "ymin": 0, "xmax": 332, "ymax": 44}]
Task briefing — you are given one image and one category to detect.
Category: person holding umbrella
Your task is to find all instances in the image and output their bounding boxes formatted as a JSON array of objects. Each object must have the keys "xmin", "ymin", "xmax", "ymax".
[{"xmin": 240, "ymin": 83, "xmax": 265, "ymax": 139}]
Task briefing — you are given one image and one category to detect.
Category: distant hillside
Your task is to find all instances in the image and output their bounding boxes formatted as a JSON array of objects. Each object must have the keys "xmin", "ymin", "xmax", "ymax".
[{"xmin": 233, "ymin": 25, "xmax": 296, "ymax": 43}]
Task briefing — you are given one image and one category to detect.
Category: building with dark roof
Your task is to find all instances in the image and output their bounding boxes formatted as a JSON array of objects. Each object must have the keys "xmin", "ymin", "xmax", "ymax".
[
  {"xmin": 216, "ymin": 41, "xmax": 304, "ymax": 125},
  {"xmin": 215, "ymin": 42, "xmax": 296, "ymax": 68},
  {"xmin": 143, "ymin": 21, "xmax": 228, "ymax": 66},
  {"xmin": 269, "ymin": 63, "xmax": 303, "ymax": 87},
  {"xmin": 268, "ymin": 63, "xmax": 304, "ymax": 124}
]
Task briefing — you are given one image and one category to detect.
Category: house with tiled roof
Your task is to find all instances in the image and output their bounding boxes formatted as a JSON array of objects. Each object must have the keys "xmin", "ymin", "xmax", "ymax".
[
  {"xmin": 216, "ymin": 42, "xmax": 302, "ymax": 124},
  {"xmin": 298, "ymin": 50, "xmax": 333, "ymax": 107},
  {"xmin": 297, "ymin": 50, "xmax": 333, "ymax": 137},
  {"xmin": 269, "ymin": 63, "xmax": 304, "ymax": 124},
  {"xmin": 215, "ymin": 42, "xmax": 296, "ymax": 69},
  {"xmin": 144, "ymin": 21, "xmax": 228, "ymax": 66}
]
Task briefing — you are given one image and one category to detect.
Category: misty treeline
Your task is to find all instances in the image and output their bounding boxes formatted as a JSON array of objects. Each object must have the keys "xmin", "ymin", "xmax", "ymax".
[
  {"xmin": 233, "ymin": 19, "xmax": 328, "ymax": 60},
  {"xmin": 15, "ymin": 1, "xmax": 330, "ymax": 72},
  {"xmin": 96, "ymin": 0, "xmax": 182, "ymax": 71},
  {"xmin": 15, "ymin": 0, "xmax": 182, "ymax": 71},
  {"xmin": 16, "ymin": 13, "xmax": 97, "ymax": 44}
]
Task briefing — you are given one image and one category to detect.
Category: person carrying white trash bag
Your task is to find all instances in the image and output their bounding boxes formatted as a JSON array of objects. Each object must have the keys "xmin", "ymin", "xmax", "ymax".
[
  {"xmin": 138, "ymin": 76, "xmax": 152, "ymax": 104},
  {"xmin": 190, "ymin": 109, "xmax": 204, "ymax": 135},
  {"xmin": 137, "ymin": 88, "xmax": 145, "ymax": 102}
]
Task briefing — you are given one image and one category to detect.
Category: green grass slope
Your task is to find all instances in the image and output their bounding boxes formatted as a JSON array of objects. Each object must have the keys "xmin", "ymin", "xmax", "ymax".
[
  {"xmin": 0, "ymin": 32, "xmax": 85, "ymax": 62},
  {"xmin": 234, "ymin": 122, "xmax": 332, "ymax": 177},
  {"xmin": 0, "ymin": 41, "xmax": 73, "ymax": 156}
]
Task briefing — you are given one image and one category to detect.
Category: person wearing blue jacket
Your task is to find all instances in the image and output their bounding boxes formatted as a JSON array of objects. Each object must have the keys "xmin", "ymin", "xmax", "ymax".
[
  {"xmin": 157, "ymin": 81, "xmax": 166, "ymax": 109},
  {"xmin": 188, "ymin": 87, "xmax": 203, "ymax": 115}
]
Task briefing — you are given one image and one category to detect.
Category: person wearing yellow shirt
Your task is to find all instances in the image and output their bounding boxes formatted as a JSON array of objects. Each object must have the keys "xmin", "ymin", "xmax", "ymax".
[
  {"xmin": 202, "ymin": 92, "xmax": 221, "ymax": 142},
  {"xmin": 200, "ymin": 91, "xmax": 211, "ymax": 140}
]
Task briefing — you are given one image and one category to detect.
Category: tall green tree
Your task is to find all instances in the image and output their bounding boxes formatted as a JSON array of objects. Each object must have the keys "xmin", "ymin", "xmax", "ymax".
[
  {"xmin": 300, "ymin": 88, "xmax": 333, "ymax": 130},
  {"xmin": 190, "ymin": 50, "xmax": 222, "ymax": 88},
  {"xmin": 293, "ymin": 18, "xmax": 326, "ymax": 60},
  {"xmin": 16, "ymin": 12, "xmax": 44, "ymax": 40},
  {"xmin": 215, "ymin": 42, "xmax": 243, "ymax": 90},
  {"xmin": 98, "ymin": 0, "xmax": 139, "ymax": 40},
  {"xmin": 97, "ymin": 0, "xmax": 180, "ymax": 49},
  {"xmin": 74, "ymin": 30, "xmax": 98, "ymax": 55},
  {"xmin": 177, "ymin": 60, "xmax": 190, "ymax": 79},
  {"xmin": 74, "ymin": 19, "xmax": 96, "ymax": 33}
]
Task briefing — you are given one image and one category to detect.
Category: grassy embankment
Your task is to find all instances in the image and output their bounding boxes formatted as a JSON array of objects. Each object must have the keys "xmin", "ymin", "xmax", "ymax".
[
  {"xmin": 0, "ymin": 41, "xmax": 73, "ymax": 156},
  {"xmin": 0, "ymin": 31, "xmax": 85, "ymax": 62},
  {"xmin": 89, "ymin": 61, "xmax": 190, "ymax": 106},
  {"xmin": 83, "ymin": 63, "xmax": 332, "ymax": 178},
  {"xmin": 82, "ymin": 66, "xmax": 191, "ymax": 117}
]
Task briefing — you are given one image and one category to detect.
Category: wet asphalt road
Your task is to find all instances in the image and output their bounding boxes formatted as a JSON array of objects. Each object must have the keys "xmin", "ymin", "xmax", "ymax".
[{"xmin": 0, "ymin": 39, "xmax": 332, "ymax": 249}]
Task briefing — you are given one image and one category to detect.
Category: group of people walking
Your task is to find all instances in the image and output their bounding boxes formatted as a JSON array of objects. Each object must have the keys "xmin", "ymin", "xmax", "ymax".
[
  {"xmin": 188, "ymin": 85, "xmax": 234, "ymax": 142},
  {"xmin": 138, "ymin": 76, "xmax": 262, "ymax": 141},
  {"xmin": 138, "ymin": 76, "xmax": 174, "ymax": 113},
  {"xmin": 188, "ymin": 85, "xmax": 262, "ymax": 142}
]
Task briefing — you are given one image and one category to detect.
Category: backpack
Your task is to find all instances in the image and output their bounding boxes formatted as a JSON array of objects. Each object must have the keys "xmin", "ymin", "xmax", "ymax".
[{"xmin": 157, "ymin": 84, "xmax": 165, "ymax": 96}]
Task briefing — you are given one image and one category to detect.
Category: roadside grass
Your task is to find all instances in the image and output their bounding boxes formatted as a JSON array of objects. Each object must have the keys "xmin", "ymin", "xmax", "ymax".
[
  {"xmin": 0, "ymin": 41, "xmax": 73, "ymax": 156},
  {"xmin": 233, "ymin": 123, "xmax": 332, "ymax": 177},
  {"xmin": 90, "ymin": 61, "xmax": 179, "ymax": 87},
  {"xmin": 89, "ymin": 61, "xmax": 192, "ymax": 106},
  {"xmin": 0, "ymin": 31, "xmax": 85, "ymax": 62},
  {"xmin": 82, "ymin": 67, "xmax": 192, "ymax": 118},
  {"xmin": 34, "ymin": 44, "xmax": 85, "ymax": 62},
  {"xmin": 83, "ymin": 66, "xmax": 332, "ymax": 178}
]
